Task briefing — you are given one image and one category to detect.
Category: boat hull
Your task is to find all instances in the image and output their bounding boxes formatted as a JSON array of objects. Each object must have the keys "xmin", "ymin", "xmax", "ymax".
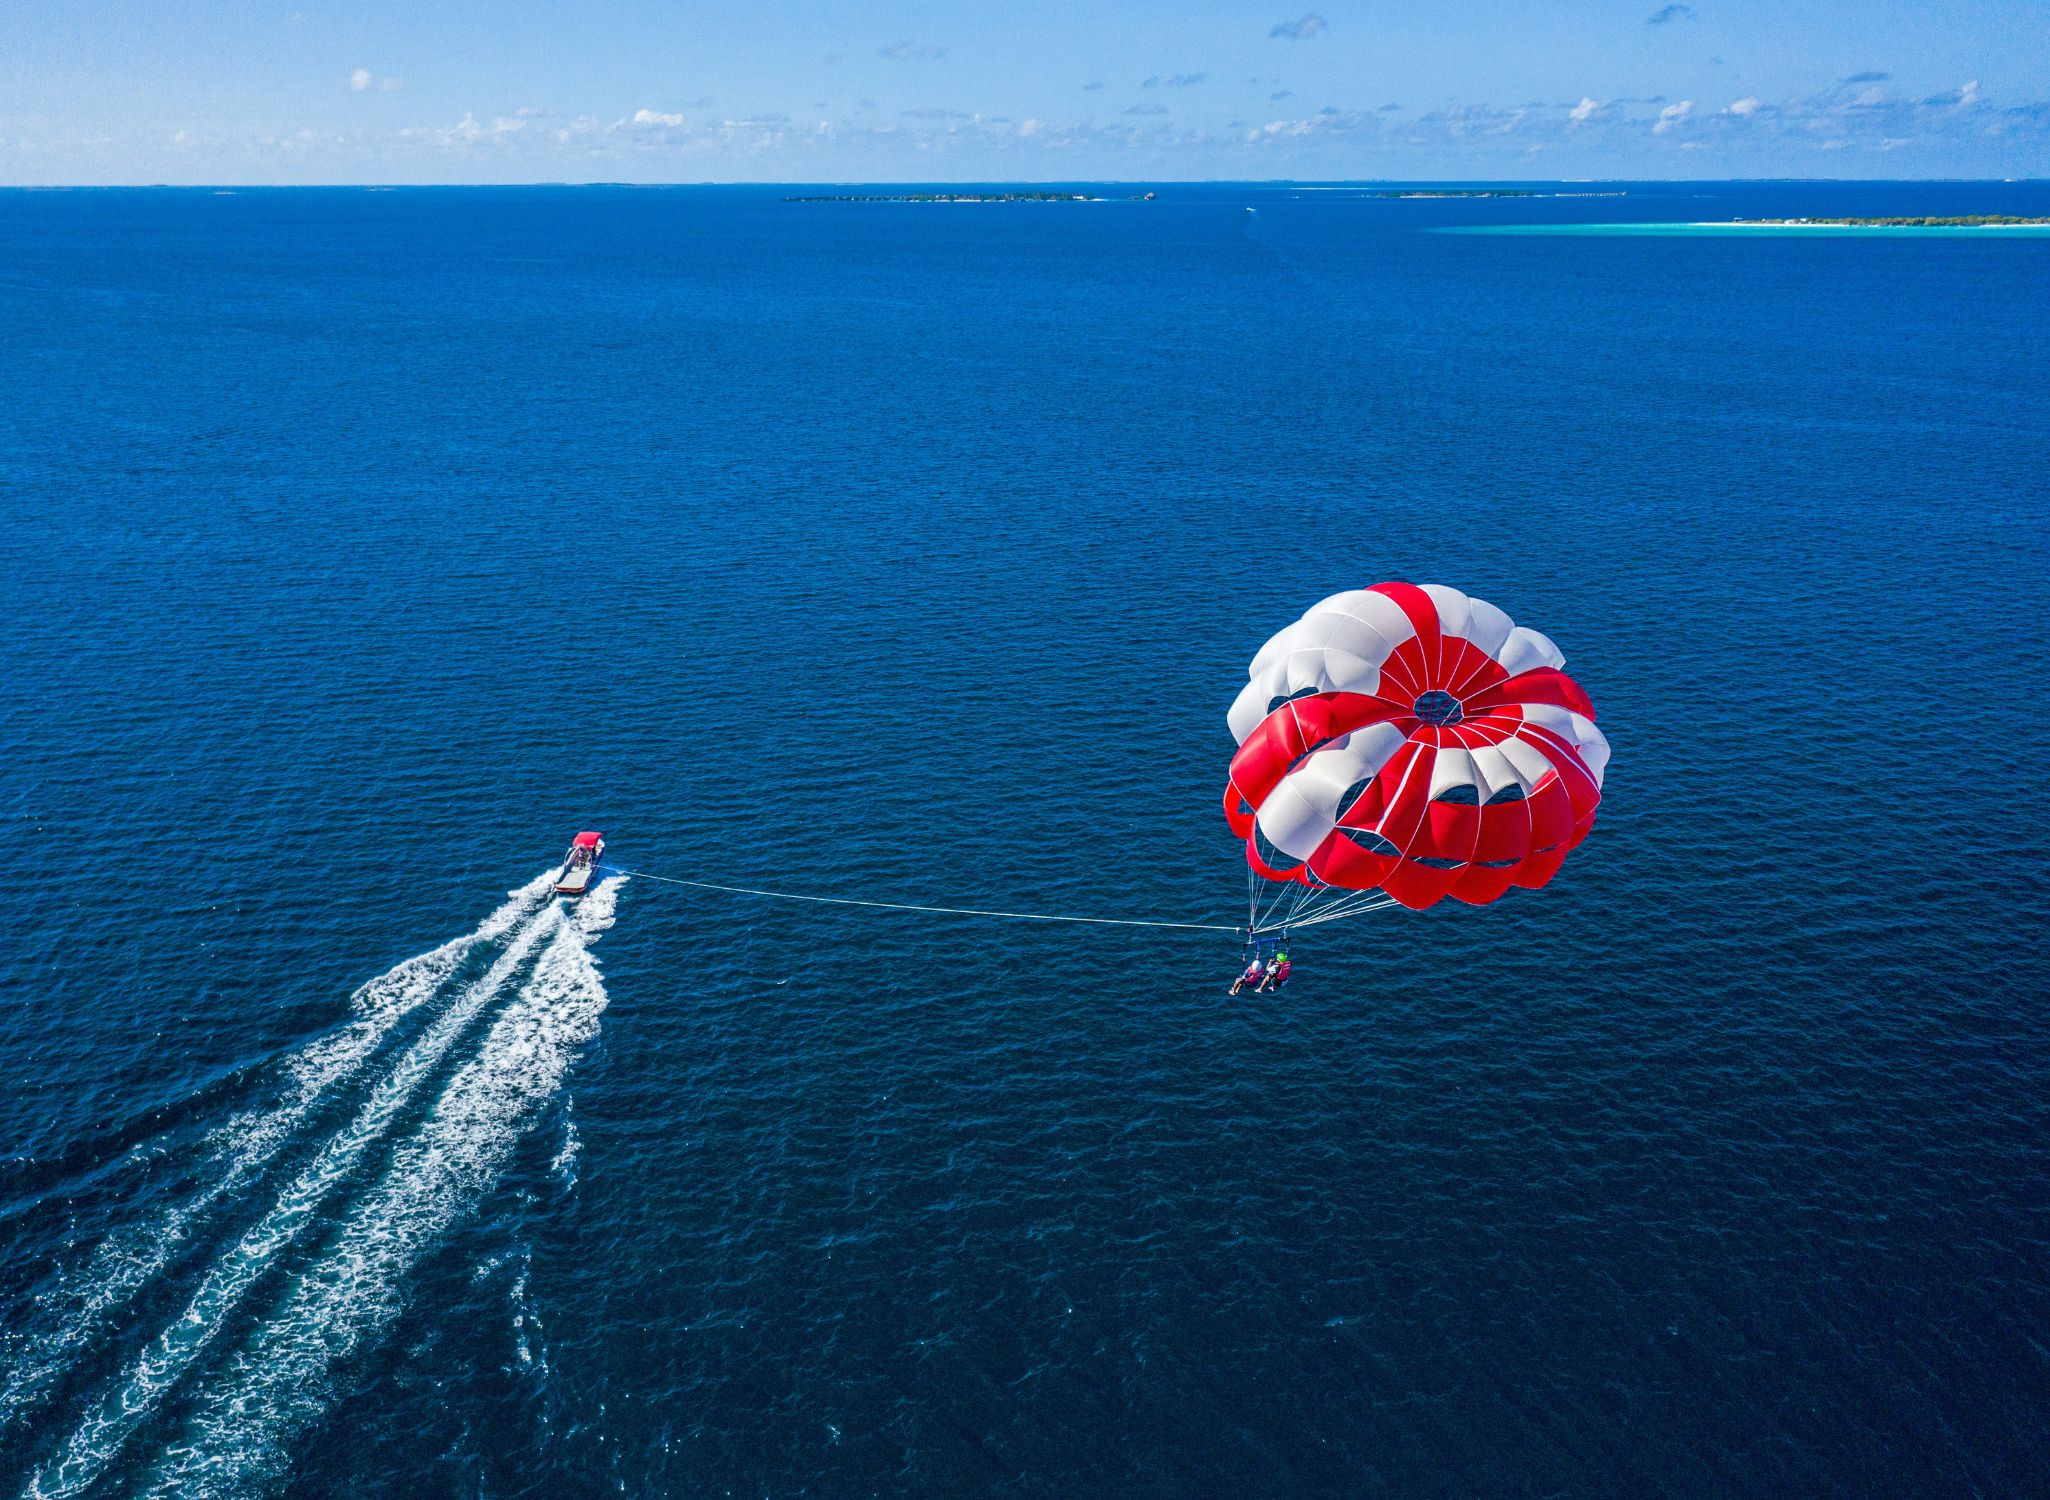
[{"xmin": 553, "ymin": 836, "xmax": 605, "ymax": 896}]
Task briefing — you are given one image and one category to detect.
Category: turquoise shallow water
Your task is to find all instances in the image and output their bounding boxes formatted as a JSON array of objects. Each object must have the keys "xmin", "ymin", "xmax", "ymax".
[
  {"xmin": 2, "ymin": 180, "xmax": 2048, "ymax": 1497},
  {"xmin": 1448, "ymin": 221, "xmax": 2050, "ymax": 236}
]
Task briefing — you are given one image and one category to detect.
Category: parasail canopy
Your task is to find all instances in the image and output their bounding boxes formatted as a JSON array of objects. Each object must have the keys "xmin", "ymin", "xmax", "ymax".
[{"xmin": 1226, "ymin": 582, "xmax": 1608, "ymax": 926}]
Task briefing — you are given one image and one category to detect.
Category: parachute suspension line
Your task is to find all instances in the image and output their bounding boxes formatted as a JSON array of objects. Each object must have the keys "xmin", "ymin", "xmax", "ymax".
[
  {"xmin": 1303, "ymin": 888, "xmax": 1383, "ymax": 926},
  {"xmin": 602, "ymin": 868, "xmax": 1242, "ymax": 933},
  {"xmin": 1283, "ymin": 892, "xmax": 1402, "ymax": 931},
  {"xmin": 1236, "ymin": 872, "xmax": 1375, "ymax": 936},
  {"xmin": 1244, "ymin": 878, "xmax": 1403, "ymax": 935},
  {"xmin": 1248, "ymin": 870, "xmax": 1309, "ymax": 937}
]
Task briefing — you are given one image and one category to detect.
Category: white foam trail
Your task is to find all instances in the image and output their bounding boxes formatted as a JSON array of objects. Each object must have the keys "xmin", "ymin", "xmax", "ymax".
[
  {"xmin": 26, "ymin": 899, "xmax": 567, "ymax": 1500},
  {"xmin": 145, "ymin": 877, "xmax": 622, "ymax": 1498},
  {"xmin": 549, "ymin": 1101, "xmax": 582, "ymax": 1185},
  {"xmin": 0, "ymin": 874, "xmax": 556, "ymax": 1437},
  {"xmin": 507, "ymin": 1252, "xmax": 549, "ymax": 1377}
]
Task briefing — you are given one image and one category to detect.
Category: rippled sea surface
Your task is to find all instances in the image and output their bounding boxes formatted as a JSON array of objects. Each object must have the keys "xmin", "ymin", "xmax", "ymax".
[{"xmin": 3, "ymin": 181, "xmax": 2047, "ymax": 1497}]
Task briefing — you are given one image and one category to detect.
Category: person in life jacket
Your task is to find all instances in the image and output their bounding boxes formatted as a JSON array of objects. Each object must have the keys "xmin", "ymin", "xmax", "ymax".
[
  {"xmin": 1229, "ymin": 954, "xmax": 1267, "ymax": 995},
  {"xmin": 1257, "ymin": 954, "xmax": 1292, "ymax": 992}
]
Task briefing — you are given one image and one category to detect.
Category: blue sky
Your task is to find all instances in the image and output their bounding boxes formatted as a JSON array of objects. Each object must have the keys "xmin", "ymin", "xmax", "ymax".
[{"xmin": 3, "ymin": 0, "xmax": 2045, "ymax": 183}]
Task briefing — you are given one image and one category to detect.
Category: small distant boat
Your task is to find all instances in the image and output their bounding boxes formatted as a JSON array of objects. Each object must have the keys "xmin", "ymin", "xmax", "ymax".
[{"xmin": 555, "ymin": 832, "xmax": 605, "ymax": 895}]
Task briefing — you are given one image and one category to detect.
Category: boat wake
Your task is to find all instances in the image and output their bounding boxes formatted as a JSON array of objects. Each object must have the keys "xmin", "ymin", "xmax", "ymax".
[
  {"xmin": 147, "ymin": 880, "xmax": 619, "ymax": 1496},
  {"xmin": 11, "ymin": 875, "xmax": 621, "ymax": 1500},
  {"xmin": 0, "ymin": 874, "xmax": 556, "ymax": 1444}
]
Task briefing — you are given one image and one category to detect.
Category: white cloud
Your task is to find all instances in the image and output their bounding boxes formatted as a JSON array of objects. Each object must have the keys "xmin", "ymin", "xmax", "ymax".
[
  {"xmin": 349, "ymin": 68, "xmax": 372, "ymax": 91},
  {"xmin": 348, "ymin": 67, "xmax": 401, "ymax": 92},
  {"xmin": 1269, "ymin": 14, "xmax": 1328, "ymax": 40},
  {"xmin": 402, "ymin": 112, "xmax": 529, "ymax": 147},
  {"xmin": 284, "ymin": 69, "xmax": 2050, "ymax": 177},
  {"xmin": 1245, "ymin": 108, "xmax": 1374, "ymax": 144}
]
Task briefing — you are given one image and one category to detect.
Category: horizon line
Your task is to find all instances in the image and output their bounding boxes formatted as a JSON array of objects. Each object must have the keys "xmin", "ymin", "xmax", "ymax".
[{"xmin": 3, "ymin": 175, "xmax": 2042, "ymax": 190}]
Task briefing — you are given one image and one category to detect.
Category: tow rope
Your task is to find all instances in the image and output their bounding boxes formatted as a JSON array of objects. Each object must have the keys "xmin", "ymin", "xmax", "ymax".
[{"xmin": 599, "ymin": 867, "xmax": 1243, "ymax": 933}]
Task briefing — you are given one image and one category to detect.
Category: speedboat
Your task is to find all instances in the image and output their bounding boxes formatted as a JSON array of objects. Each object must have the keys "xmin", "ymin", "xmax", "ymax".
[{"xmin": 555, "ymin": 831, "xmax": 605, "ymax": 895}]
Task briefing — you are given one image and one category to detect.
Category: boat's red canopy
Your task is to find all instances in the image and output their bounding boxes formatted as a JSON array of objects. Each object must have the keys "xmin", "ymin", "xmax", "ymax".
[{"xmin": 573, "ymin": 831, "xmax": 603, "ymax": 849}]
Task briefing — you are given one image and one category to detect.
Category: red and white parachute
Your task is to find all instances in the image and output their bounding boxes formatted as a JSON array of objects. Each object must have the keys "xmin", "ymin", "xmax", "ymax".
[{"xmin": 1225, "ymin": 582, "xmax": 1608, "ymax": 931}]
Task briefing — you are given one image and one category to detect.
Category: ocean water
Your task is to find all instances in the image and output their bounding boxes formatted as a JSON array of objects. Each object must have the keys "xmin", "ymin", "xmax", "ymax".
[{"xmin": 1, "ymin": 179, "xmax": 2047, "ymax": 1497}]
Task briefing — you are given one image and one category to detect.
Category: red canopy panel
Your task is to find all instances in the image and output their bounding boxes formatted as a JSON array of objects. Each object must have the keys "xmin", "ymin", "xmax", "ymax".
[{"xmin": 573, "ymin": 831, "xmax": 603, "ymax": 848}]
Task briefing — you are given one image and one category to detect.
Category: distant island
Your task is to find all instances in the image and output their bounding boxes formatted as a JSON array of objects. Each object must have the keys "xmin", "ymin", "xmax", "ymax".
[
  {"xmin": 1371, "ymin": 189, "xmax": 1536, "ymax": 198},
  {"xmin": 785, "ymin": 191, "xmax": 1156, "ymax": 203},
  {"xmin": 1725, "ymin": 215, "xmax": 2050, "ymax": 227}
]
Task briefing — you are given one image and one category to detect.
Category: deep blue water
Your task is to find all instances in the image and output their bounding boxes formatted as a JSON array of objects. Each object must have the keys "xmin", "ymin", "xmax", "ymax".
[{"xmin": 2, "ymin": 180, "xmax": 2048, "ymax": 1497}]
